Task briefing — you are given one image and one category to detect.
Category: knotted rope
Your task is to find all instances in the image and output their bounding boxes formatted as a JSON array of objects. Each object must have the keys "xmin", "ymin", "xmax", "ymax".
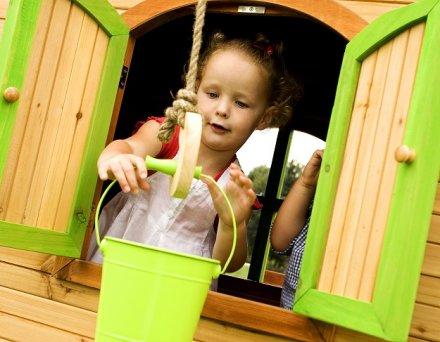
[{"xmin": 157, "ymin": 0, "xmax": 207, "ymax": 142}]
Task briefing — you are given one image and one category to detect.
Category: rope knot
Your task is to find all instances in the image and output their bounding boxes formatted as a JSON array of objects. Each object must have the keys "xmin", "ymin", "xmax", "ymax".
[
  {"xmin": 156, "ymin": 0, "xmax": 206, "ymax": 143},
  {"xmin": 157, "ymin": 89, "xmax": 199, "ymax": 142}
]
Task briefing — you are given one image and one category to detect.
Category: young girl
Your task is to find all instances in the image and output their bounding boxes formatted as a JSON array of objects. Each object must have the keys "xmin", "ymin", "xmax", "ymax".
[
  {"xmin": 270, "ymin": 149, "xmax": 323, "ymax": 309},
  {"xmin": 87, "ymin": 32, "xmax": 300, "ymax": 273}
]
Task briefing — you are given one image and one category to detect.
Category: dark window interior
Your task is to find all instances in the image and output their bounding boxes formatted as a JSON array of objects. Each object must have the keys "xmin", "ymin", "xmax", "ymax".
[{"xmin": 110, "ymin": 12, "xmax": 347, "ymax": 305}]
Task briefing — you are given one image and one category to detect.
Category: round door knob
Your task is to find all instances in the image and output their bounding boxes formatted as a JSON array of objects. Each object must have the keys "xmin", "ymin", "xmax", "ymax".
[
  {"xmin": 395, "ymin": 145, "xmax": 416, "ymax": 163},
  {"xmin": 3, "ymin": 87, "xmax": 20, "ymax": 103}
]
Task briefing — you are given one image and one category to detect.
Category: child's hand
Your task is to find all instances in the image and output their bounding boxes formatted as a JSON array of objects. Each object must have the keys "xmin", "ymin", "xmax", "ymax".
[
  {"xmin": 300, "ymin": 149, "xmax": 324, "ymax": 190},
  {"xmin": 204, "ymin": 163, "xmax": 256, "ymax": 227},
  {"xmin": 98, "ymin": 154, "xmax": 150, "ymax": 194}
]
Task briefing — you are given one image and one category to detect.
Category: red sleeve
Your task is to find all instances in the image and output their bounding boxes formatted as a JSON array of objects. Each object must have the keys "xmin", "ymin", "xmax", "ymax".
[
  {"xmin": 253, "ymin": 197, "xmax": 263, "ymax": 210},
  {"xmin": 133, "ymin": 116, "xmax": 180, "ymax": 159}
]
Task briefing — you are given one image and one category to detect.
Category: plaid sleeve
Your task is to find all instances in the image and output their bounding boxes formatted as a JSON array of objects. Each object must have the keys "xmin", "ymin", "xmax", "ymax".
[{"xmin": 270, "ymin": 202, "xmax": 313, "ymax": 256}]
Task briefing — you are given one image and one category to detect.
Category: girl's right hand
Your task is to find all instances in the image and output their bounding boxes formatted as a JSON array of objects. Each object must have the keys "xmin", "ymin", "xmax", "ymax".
[
  {"xmin": 98, "ymin": 154, "xmax": 150, "ymax": 194},
  {"xmin": 300, "ymin": 149, "xmax": 323, "ymax": 190}
]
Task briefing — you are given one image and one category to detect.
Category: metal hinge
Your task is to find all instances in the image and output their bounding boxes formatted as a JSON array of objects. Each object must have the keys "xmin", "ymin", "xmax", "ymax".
[
  {"xmin": 119, "ymin": 65, "xmax": 129, "ymax": 89},
  {"xmin": 238, "ymin": 6, "xmax": 266, "ymax": 14}
]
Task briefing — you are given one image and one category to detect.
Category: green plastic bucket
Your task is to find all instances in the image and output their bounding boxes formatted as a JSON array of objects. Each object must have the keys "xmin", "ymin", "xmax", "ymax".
[
  {"xmin": 95, "ymin": 237, "xmax": 221, "ymax": 341},
  {"xmin": 94, "ymin": 160, "xmax": 236, "ymax": 341}
]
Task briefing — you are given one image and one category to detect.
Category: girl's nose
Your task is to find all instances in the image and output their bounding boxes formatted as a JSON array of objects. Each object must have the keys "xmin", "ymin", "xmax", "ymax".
[
  {"xmin": 216, "ymin": 100, "xmax": 230, "ymax": 118},
  {"xmin": 216, "ymin": 109, "xmax": 228, "ymax": 118}
]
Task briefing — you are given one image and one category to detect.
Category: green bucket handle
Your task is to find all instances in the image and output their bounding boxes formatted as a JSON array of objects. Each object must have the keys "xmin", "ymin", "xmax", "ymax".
[{"xmin": 95, "ymin": 156, "xmax": 237, "ymax": 275}]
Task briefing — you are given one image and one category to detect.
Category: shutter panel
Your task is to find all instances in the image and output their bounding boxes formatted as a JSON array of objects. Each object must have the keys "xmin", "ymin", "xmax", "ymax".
[
  {"xmin": 0, "ymin": 0, "xmax": 128, "ymax": 257},
  {"xmin": 294, "ymin": 0, "xmax": 440, "ymax": 340}
]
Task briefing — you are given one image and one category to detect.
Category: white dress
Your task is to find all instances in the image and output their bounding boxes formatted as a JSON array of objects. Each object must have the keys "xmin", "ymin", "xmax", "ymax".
[{"xmin": 87, "ymin": 153, "xmax": 234, "ymax": 264}]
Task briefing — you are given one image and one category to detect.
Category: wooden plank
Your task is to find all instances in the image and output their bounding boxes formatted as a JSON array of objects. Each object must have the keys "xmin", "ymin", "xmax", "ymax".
[
  {"xmin": 40, "ymin": 255, "xmax": 73, "ymax": 275},
  {"xmin": 24, "ymin": 2, "xmax": 84, "ymax": 227},
  {"xmin": 0, "ymin": 312, "xmax": 93, "ymax": 342},
  {"xmin": 54, "ymin": 27, "xmax": 108, "ymax": 230},
  {"xmin": 428, "ymin": 213, "xmax": 440, "ymax": 244},
  {"xmin": 0, "ymin": 1, "xmax": 9, "ymax": 18},
  {"xmin": 0, "ymin": 0, "xmax": 55, "ymax": 222},
  {"xmin": 332, "ymin": 326, "xmax": 384, "ymax": 342},
  {"xmin": 0, "ymin": 286, "xmax": 96, "ymax": 338},
  {"xmin": 108, "ymin": 0, "xmax": 143, "ymax": 10},
  {"xmin": 201, "ymin": 291, "xmax": 323, "ymax": 342},
  {"xmin": 0, "ymin": 287, "xmax": 96, "ymax": 338},
  {"xmin": 0, "ymin": 246, "xmax": 51, "ymax": 270},
  {"xmin": 318, "ymin": 51, "xmax": 378, "ymax": 293},
  {"xmin": 3, "ymin": 0, "xmax": 71, "ymax": 225},
  {"xmin": 408, "ymin": 337, "xmax": 431, "ymax": 342},
  {"xmin": 346, "ymin": 29, "xmax": 409, "ymax": 300},
  {"xmin": 0, "ymin": 261, "xmax": 99, "ymax": 312},
  {"xmin": 416, "ymin": 275, "xmax": 440, "ymax": 308},
  {"xmin": 421, "ymin": 243, "xmax": 440, "ymax": 278},
  {"xmin": 263, "ymin": 270, "xmax": 284, "ymax": 287},
  {"xmin": 335, "ymin": 1, "xmax": 405, "ymax": 23},
  {"xmin": 359, "ymin": 22, "xmax": 424, "ymax": 301},
  {"xmin": 0, "ymin": 259, "xmax": 52, "ymax": 297},
  {"xmin": 433, "ymin": 183, "xmax": 440, "ymax": 214},
  {"xmin": 194, "ymin": 317, "xmax": 293, "ymax": 342},
  {"xmin": 56, "ymin": 259, "xmax": 102, "ymax": 290},
  {"xmin": 36, "ymin": 12, "xmax": 99, "ymax": 230},
  {"xmin": 410, "ymin": 303, "xmax": 440, "ymax": 341},
  {"xmin": 69, "ymin": 35, "xmax": 130, "ymax": 249},
  {"xmin": 313, "ymin": 321, "xmax": 336, "ymax": 341},
  {"xmin": 332, "ymin": 39, "xmax": 392, "ymax": 297}
]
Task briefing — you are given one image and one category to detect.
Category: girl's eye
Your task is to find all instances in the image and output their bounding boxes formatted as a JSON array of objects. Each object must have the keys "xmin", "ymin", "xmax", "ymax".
[
  {"xmin": 236, "ymin": 100, "xmax": 248, "ymax": 108},
  {"xmin": 207, "ymin": 91, "xmax": 218, "ymax": 99}
]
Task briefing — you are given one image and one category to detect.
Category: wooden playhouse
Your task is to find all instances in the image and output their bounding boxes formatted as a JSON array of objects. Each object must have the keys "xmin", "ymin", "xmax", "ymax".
[{"xmin": 0, "ymin": 0, "xmax": 439, "ymax": 341}]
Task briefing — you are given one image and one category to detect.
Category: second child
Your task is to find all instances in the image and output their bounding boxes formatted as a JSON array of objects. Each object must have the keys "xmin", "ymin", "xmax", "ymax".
[{"xmin": 271, "ymin": 149, "xmax": 323, "ymax": 309}]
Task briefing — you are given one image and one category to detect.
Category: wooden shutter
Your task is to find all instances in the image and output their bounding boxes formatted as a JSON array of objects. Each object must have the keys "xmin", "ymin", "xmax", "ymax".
[
  {"xmin": 0, "ymin": 0, "xmax": 128, "ymax": 257},
  {"xmin": 294, "ymin": 0, "xmax": 440, "ymax": 340}
]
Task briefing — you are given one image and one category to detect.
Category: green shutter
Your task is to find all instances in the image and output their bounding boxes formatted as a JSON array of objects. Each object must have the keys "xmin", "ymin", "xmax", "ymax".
[
  {"xmin": 294, "ymin": 0, "xmax": 440, "ymax": 341},
  {"xmin": 0, "ymin": 0, "xmax": 128, "ymax": 257}
]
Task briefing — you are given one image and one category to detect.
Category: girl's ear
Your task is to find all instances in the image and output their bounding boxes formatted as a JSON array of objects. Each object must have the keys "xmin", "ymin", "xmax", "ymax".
[{"xmin": 257, "ymin": 106, "xmax": 275, "ymax": 130}]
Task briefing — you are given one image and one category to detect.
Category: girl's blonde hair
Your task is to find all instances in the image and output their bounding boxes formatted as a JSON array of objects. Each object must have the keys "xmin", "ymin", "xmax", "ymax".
[{"xmin": 196, "ymin": 31, "xmax": 302, "ymax": 128}]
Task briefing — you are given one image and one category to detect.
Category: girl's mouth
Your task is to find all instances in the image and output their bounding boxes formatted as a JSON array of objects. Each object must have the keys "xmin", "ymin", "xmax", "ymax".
[{"xmin": 210, "ymin": 122, "xmax": 229, "ymax": 133}]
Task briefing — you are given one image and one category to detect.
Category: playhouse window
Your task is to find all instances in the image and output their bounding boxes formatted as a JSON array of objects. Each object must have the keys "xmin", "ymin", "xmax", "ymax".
[
  {"xmin": 89, "ymin": 10, "xmax": 345, "ymax": 303},
  {"xmin": 232, "ymin": 129, "xmax": 325, "ymax": 281}
]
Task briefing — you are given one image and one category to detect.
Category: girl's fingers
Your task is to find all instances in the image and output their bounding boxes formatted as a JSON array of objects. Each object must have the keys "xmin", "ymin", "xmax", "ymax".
[
  {"xmin": 131, "ymin": 155, "xmax": 148, "ymax": 180},
  {"xmin": 113, "ymin": 158, "xmax": 133, "ymax": 193},
  {"xmin": 97, "ymin": 165, "xmax": 110, "ymax": 181},
  {"xmin": 101, "ymin": 155, "xmax": 149, "ymax": 194}
]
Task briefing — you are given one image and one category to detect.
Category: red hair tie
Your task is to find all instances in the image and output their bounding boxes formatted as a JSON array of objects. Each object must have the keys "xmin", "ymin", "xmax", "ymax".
[{"xmin": 253, "ymin": 42, "xmax": 273, "ymax": 56}]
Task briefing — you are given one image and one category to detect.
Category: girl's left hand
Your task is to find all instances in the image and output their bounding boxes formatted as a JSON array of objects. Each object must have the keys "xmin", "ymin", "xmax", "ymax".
[{"xmin": 204, "ymin": 163, "xmax": 256, "ymax": 227}]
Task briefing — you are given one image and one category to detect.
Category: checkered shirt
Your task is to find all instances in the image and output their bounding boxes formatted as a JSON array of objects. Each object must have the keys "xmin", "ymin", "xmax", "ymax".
[{"xmin": 271, "ymin": 204, "xmax": 312, "ymax": 310}]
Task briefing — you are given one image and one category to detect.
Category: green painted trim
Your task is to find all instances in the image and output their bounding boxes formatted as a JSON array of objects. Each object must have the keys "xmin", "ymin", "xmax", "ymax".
[
  {"xmin": 0, "ymin": 0, "xmax": 42, "ymax": 181},
  {"xmin": 374, "ymin": 2, "xmax": 440, "ymax": 339},
  {"xmin": 295, "ymin": 0, "xmax": 440, "ymax": 341},
  {"xmin": 0, "ymin": 221, "xmax": 80, "ymax": 257},
  {"xmin": 294, "ymin": 290, "xmax": 385, "ymax": 338},
  {"xmin": 68, "ymin": 34, "xmax": 129, "ymax": 250},
  {"xmin": 296, "ymin": 54, "xmax": 361, "ymax": 299},
  {"xmin": 73, "ymin": 0, "xmax": 129, "ymax": 36},
  {"xmin": 347, "ymin": 0, "xmax": 440, "ymax": 61}
]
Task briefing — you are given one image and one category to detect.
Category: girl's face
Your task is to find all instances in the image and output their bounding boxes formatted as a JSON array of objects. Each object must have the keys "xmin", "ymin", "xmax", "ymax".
[{"xmin": 197, "ymin": 49, "xmax": 271, "ymax": 154}]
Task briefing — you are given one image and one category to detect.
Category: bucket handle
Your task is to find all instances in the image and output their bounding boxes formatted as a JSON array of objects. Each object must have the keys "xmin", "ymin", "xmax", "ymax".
[{"xmin": 94, "ymin": 158, "xmax": 237, "ymax": 275}]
